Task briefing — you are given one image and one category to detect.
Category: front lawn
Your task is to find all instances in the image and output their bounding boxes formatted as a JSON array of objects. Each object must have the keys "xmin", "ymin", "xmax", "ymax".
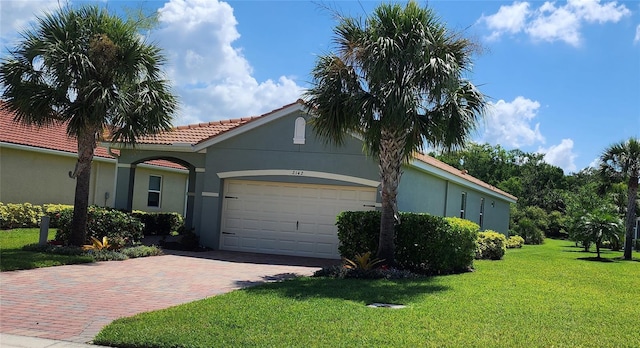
[
  {"xmin": 95, "ymin": 239, "xmax": 640, "ymax": 347},
  {"xmin": 0, "ymin": 228, "xmax": 93, "ymax": 271}
]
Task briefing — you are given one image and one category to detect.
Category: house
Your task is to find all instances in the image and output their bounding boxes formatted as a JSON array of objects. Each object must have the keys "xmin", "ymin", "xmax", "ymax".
[
  {"xmin": 108, "ymin": 100, "xmax": 517, "ymax": 259},
  {"xmin": 0, "ymin": 103, "xmax": 189, "ymax": 214}
]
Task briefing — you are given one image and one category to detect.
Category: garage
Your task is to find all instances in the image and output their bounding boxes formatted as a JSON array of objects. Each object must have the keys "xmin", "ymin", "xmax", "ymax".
[{"xmin": 220, "ymin": 179, "xmax": 377, "ymax": 258}]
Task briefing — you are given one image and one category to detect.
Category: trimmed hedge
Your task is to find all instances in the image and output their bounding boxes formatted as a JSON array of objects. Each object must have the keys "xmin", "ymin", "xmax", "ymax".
[
  {"xmin": 2, "ymin": 202, "xmax": 184, "ymax": 244},
  {"xmin": 55, "ymin": 206, "xmax": 144, "ymax": 246},
  {"xmin": 336, "ymin": 211, "xmax": 479, "ymax": 275},
  {"xmin": 0, "ymin": 202, "xmax": 43, "ymax": 229},
  {"xmin": 476, "ymin": 231, "xmax": 507, "ymax": 260},
  {"xmin": 132, "ymin": 211, "xmax": 183, "ymax": 236},
  {"xmin": 0, "ymin": 202, "xmax": 73, "ymax": 229}
]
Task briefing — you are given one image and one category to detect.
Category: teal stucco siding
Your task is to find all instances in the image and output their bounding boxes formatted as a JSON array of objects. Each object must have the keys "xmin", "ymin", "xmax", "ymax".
[{"xmin": 112, "ymin": 102, "xmax": 515, "ymax": 251}]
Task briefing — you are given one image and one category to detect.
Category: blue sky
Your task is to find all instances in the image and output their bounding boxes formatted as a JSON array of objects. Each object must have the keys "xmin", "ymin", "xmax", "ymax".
[{"xmin": 1, "ymin": 0, "xmax": 639, "ymax": 173}]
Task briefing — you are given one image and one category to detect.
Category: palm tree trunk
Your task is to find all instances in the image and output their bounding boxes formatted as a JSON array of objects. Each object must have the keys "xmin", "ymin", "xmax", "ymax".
[
  {"xmin": 69, "ymin": 130, "xmax": 97, "ymax": 246},
  {"xmin": 377, "ymin": 128, "xmax": 405, "ymax": 265},
  {"xmin": 623, "ymin": 175, "xmax": 638, "ymax": 260}
]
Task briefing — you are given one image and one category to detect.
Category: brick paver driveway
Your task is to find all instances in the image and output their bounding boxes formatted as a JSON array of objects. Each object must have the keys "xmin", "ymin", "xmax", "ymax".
[{"xmin": 0, "ymin": 250, "xmax": 336, "ymax": 344}]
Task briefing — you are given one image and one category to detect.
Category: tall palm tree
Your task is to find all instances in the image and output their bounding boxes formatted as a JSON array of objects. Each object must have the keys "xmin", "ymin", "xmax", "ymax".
[
  {"xmin": 0, "ymin": 5, "xmax": 177, "ymax": 246},
  {"xmin": 305, "ymin": 1, "xmax": 486, "ymax": 264},
  {"xmin": 600, "ymin": 138, "xmax": 640, "ymax": 260}
]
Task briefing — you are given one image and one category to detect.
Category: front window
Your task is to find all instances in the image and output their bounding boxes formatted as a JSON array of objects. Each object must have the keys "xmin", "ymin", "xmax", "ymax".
[
  {"xmin": 148, "ymin": 175, "xmax": 162, "ymax": 207},
  {"xmin": 479, "ymin": 198, "xmax": 485, "ymax": 229}
]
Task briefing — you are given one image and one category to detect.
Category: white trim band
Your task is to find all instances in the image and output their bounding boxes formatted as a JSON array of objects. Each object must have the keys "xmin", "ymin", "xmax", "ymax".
[{"xmin": 217, "ymin": 169, "xmax": 380, "ymax": 187}]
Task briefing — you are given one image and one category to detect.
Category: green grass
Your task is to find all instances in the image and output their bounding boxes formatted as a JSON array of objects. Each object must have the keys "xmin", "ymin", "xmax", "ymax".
[
  {"xmin": 95, "ymin": 239, "xmax": 640, "ymax": 348},
  {"xmin": 0, "ymin": 228, "xmax": 93, "ymax": 271}
]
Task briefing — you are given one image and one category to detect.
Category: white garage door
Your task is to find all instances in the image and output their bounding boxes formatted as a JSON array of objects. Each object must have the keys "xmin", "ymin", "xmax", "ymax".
[{"xmin": 221, "ymin": 179, "xmax": 377, "ymax": 259}]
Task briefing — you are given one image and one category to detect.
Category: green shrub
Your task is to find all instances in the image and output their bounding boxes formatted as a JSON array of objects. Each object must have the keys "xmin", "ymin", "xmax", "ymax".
[
  {"xmin": 445, "ymin": 217, "xmax": 481, "ymax": 236},
  {"xmin": 515, "ymin": 218, "xmax": 545, "ymax": 245},
  {"xmin": 336, "ymin": 211, "xmax": 478, "ymax": 275},
  {"xmin": 121, "ymin": 245, "xmax": 163, "ymax": 258},
  {"xmin": 132, "ymin": 211, "xmax": 183, "ymax": 236},
  {"xmin": 0, "ymin": 202, "xmax": 44, "ymax": 229},
  {"xmin": 55, "ymin": 206, "xmax": 144, "ymax": 245},
  {"xmin": 43, "ymin": 204, "xmax": 74, "ymax": 228},
  {"xmin": 336, "ymin": 211, "xmax": 380, "ymax": 258},
  {"xmin": 476, "ymin": 231, "xmax": 507, "ymax": 260},
  {"xmin": 506, "ymin": 235, "xmax": 525, "ymax": 249},
  {"xmin": 397, "ymin": 214, "xmax": 477, "ymax": 274}
]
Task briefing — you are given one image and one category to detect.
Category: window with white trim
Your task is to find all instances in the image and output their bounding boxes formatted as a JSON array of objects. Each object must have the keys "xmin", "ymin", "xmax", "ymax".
[
  {"xmin": 148, "ymin": 175, "xmax": 162, "ymax": 208},
  {"xmin": 460, "ymin": 192, "xmax": 467, "ymax": 219}
]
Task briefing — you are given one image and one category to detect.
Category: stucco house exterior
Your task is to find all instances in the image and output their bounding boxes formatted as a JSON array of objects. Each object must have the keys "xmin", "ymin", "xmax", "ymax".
[
  {"xmin": 0, "ymin": 104, "xmax": 188, "ymax": 214},
  {"xmin": 108, "ymin": 100, "xmax": 516, "ymax": 259}
]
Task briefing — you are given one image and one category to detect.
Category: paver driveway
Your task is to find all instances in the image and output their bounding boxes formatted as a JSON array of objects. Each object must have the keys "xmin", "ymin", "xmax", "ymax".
[{"xmin": 0, "ymin": 250, "xmax": 336, "ymax": 344}]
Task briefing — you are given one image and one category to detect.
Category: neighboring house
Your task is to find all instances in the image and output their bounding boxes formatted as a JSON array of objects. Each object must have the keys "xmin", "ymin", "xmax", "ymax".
[
  {"xmin": 0, "ymin": 104, "xmax": 188, "ymax": 214},
  {"xmin": 109, "ymin": 100, "xmax": 517, "ymax": 259}
]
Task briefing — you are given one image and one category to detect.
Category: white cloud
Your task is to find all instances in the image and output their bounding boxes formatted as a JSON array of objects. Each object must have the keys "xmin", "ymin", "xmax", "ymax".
[
  {"xmin": 568, "ymin": 0, "xmax": 630, "ymax": 23},
  {"xmin": 538, "ymin": 139, "xmax": 577, "ymax": 173},
  {"xmin": 481, "ymin": 96, "xmax": 545, "ymax": 148},
  {"xmin": 635, "ymin": 24, "xmax": 640, "ymax": 43},
  {"xmin": 588, "ymin": 157, "xmax": 601, "ymax": 169},
  {"xmin": 480, "ymin": 0, "xmax": 631, "ymax": 46},
  {"xmin": 479, "ymin": 2, "xmax": 530, "ymax": 40},
  {"xmin": 527, "ymin": 2, "xmax": 581, "ymax": 46},
  {"xmin": 155, "ymin": 0, "xmax": 304, "ymax": 125},
  {"xmin": 0, "ymin": 0, "xmax": 60, "ymax": 45}
]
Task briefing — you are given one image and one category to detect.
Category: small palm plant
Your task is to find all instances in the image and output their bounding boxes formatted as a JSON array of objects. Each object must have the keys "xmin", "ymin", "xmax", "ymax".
[
  {"xmin": 83, "ymin": 236, "xmax": 113, "ymax": 251},
  {"xmin": 579, "ymin": 210, "xmax": 623, "ymax": 259},
  {"xmin": 343, "ymin": 252, "xmax": 385, "ymax": 271}
]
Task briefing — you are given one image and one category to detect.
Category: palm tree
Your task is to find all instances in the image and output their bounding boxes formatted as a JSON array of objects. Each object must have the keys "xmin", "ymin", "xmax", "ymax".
[
  {"xmin": 305, "ymin": 1, "xmax": 486, "ymax": 264},
  {"xmin": 579, "ymin": 210, "xmax": 623, "ymax": 259},
  {"xmin": 0, "ymin": 5, "xmax": 177, "ymax": 246},
  {"xmin": 600, "ymin": 138, "xmax": 640, "ymax": 260}
]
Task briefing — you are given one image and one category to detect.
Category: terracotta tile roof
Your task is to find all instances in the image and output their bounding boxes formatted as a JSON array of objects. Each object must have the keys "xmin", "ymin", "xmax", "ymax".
[
  {"xmin": 413, "ymin": 152, "xmax": 517, "ymax": 201},
  {"xmin": 0, "ymin": 102, "xmax": 184, "ymax": 170},
  {"xmin": 132, "ymin": 100, "xmax": 303, "ymax": 146},
  {"xmin": 1, "ymin": 99, "xmax": 514, "ymax": 199}
]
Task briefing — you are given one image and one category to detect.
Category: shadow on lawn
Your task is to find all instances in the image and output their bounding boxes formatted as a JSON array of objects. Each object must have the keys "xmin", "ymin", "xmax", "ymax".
[
  {"xmin": 577, "ymin": 256, "xmax": 616, "ymax": 263},
  {"xmin": 241, "ymin": 276, "xmax": 450, "ymax": 304},
  {"xmin": 577, "ymin": 256, "xmax": 640, "ymax": 263}
]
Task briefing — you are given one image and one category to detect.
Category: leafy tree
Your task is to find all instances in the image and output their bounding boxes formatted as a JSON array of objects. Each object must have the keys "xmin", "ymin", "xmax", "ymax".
[
  {"xmin": 434, "ymin": 143, "xmax": 518, "ymax": 186},
  {"xmin": 434, "ymin": 143, "xmax": 567, "ymax": 212},
  {"xmin": 305, "ymin": 2, "xmax": 486, "ymax": 264},
  {"xmin": 510, "ymin": 205, "xmax": 547, "ymax": 244},
  {"xmin": 600, "ymin": 138, "xmax": 640, "ymax": 260},
  {"xmin": 0, "ymin": 6, "xmax": 177, "ymax": 246}
]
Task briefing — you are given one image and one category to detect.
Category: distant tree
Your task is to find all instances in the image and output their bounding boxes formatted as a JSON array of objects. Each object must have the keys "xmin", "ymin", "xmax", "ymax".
[
  {"xmin": 511, "ymin": 205, "xmax": 547, "ymax": 244},
  {"xmin": 0, "ymin": 6, "xmax": 177, "ymax": 246},
  {"xmin": 600, "ymin": 138, "xmax": 640, "ymax": 260},
  {"xmin": 305, "ymin": 2, "xmax": 486, "ymax": 264},
  {"xmin": 435, "ymin": 143, "xmax": 567, "ymax": 212}
]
